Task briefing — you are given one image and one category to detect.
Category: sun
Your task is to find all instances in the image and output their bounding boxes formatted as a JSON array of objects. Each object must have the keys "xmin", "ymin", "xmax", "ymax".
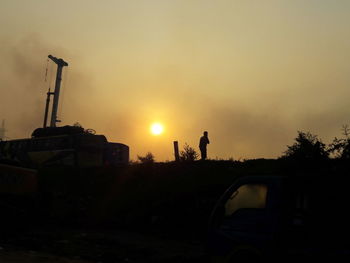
[{"xmin": 150, "ymin": 123, "xmax": 164, "ymax": 135}]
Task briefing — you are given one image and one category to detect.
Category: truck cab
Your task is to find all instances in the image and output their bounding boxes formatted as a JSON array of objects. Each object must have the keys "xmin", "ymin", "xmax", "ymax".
[{"xmin": 208, "ymin": 173, "xmax": 350, "ymax": 261}]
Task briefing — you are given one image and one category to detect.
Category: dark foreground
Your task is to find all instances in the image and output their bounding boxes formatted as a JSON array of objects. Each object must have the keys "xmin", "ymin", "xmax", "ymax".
[
  {"xmin": 1, "ymin": 159, "xmax": 349, "ymax": 262},
  {"xmin": 0, "ymin": 223, "xmax": 208, "ymax": 263},
  {"xmin": 0, "ymin": 161, "xmax": 243, "ymax": 263}
]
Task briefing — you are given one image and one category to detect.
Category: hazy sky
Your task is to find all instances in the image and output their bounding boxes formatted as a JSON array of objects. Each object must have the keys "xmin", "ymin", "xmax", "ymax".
[{"xmin": 1, "ymin": 0, "xmax": 350, "ymax": 161}]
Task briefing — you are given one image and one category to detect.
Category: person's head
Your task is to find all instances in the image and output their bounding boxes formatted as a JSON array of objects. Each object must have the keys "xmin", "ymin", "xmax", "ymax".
[{"xmin": 203, "ymin": 131, "xmax": 208, "ymax": 136}]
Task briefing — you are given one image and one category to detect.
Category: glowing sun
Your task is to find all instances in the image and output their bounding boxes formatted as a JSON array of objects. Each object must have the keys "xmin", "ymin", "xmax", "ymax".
[{"xmin": 150, "ymin": 123, "xmax": 164, "ymax": 135}]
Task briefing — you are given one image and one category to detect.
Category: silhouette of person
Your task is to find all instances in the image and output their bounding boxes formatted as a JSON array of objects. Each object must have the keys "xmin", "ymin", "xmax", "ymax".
[{"xmin": 199, "ymin": 131, "xmax": 210, "ymax": 160}]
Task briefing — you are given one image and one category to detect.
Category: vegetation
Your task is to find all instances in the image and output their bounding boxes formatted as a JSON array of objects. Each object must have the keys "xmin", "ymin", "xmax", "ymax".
[
  {"xmin": 281, "ymin": 131, "xmax": 328, "ymax": 160},
  {"xmin": 137, "ymin": 152, "xmax": 155, "ymax": 163},
  {"xmin": 281, "ymin": 126, "xmax": 350, "ymax": 161},
  {"xmin": 180, "ymin": 143, "xmax": 199, "ymax": 161},
  {"xmin": 328, "ymin": 125, "xmax": 350, "ymax": 159}
]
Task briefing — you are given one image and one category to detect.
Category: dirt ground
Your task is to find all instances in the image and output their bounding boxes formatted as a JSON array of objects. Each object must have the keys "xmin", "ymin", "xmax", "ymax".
[
  {"xmin": 0, "ymin": 224, "xmax": 208, "ymax": 263},
  {"xmin": 0, "ymin": 250, "xmax": 90, "ymax": 263}
]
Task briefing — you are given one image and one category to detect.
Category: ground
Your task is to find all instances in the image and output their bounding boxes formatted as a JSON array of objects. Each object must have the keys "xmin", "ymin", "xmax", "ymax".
[{"xmin": 0, "ymin": 224, "xmax": 208, "ymax": 263}]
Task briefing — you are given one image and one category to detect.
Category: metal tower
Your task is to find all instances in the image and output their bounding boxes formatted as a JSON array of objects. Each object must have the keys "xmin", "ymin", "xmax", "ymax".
[{"xmin": 47, "ymin": 55, "xmax": 68, "ymax": 127}]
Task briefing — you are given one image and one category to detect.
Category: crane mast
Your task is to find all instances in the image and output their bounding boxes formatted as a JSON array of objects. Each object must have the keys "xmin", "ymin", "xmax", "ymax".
[{"xmin": 47, "ymin": 55, "xmax": 68, "ymax": 127}]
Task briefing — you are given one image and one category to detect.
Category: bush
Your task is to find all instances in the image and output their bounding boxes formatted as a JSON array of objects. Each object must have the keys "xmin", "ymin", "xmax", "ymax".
[
  {"xmin": 137, "ymin": 152, "xmax": 155, "ymax": 164},
  {"xmin": 328, "ymin": 125, "xmax": 350, "ymax": 159},
  {"xmin": 281, "ymin": 131, "xmax": 329, "ymax": 160},
  {"xmin": 180, "ymin": 143, "xmax": 199, "ymax": 162}
]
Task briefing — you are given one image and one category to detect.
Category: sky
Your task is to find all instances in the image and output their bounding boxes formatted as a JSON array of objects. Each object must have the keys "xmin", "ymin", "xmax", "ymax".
[{"xmin": 1, "ymin": 0, "xmax": 350, "ymax": 161}]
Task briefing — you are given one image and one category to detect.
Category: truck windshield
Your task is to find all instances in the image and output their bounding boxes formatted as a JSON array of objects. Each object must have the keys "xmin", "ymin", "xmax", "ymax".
[{"xmin": 224, "ymin": 184, "xmax": 267, "ymax": 216}]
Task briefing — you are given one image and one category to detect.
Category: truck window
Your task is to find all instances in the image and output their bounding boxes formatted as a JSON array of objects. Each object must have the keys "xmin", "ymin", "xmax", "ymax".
[{"xmin": 224, "ymin": 184, "xmax": 268, "ymax": 216}]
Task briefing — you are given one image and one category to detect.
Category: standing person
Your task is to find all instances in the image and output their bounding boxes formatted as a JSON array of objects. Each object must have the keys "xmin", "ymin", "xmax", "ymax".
[{"xmin": 199, "ymin": 131, "xmax": 210, "ymax": 160}]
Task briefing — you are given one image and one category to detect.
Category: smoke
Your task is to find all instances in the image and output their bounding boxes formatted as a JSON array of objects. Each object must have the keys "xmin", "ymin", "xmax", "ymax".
[{"xmin": 0, "ymin": 35, "xmax": 45, "ymax": 137}]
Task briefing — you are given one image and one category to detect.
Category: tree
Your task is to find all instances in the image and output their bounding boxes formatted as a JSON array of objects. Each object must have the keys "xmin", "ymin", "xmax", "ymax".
[
  {"xmin": 328, "ymin": 125, "xmax": 350, "ymax": 159},
  {"xmin": 281, "ymin": 131, "xmax": 329, "ymax": 160},
  {"xmin": 137, "ymin": 152, "xmax": 155, "ymax": 164},
  {"xmin": 180, "ymin": 143, "xmax": 199, "ymax": 161}
]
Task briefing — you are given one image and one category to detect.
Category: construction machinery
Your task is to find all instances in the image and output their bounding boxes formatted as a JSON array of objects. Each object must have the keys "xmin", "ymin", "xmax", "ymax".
[{"xmin": 0, "ymin": 55, "xmax": 129, "ymax": 168}]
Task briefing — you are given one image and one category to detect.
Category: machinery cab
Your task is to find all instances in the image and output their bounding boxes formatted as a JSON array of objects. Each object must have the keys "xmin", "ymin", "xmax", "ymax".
[{"xmin": 208, "ymin": 174, "xmax": 350, "ymax": 261}]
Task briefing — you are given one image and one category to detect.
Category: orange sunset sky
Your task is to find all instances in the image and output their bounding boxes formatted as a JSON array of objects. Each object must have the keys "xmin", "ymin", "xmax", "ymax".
[{"xmin": 1, "ymin": 0, "xmax": 350, "ymax": 161}]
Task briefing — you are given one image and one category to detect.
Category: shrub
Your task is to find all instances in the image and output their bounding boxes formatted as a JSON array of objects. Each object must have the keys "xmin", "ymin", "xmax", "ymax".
[
  {"xmin": 328, "ymin": 125, "xmax": 350, "ymax": 159},
  {"xmin": 281, "ymin": 131, "xmax": 328, "ymax": 160},
  {"xmin": 137, "ymin": 152, "xmax": 155, "ymax": 164},
  {"xmin": 180, "ymin": 143, "xmax": 199, "ymax": 161}
]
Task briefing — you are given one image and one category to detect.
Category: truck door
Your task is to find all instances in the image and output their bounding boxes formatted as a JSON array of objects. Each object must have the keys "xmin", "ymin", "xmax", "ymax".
[{"xmin": 209, "ymin": 180, "xmax": 277, "ymax": 260}]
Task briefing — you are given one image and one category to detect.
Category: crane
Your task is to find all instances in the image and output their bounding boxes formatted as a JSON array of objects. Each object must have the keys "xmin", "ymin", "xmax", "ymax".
[{"xmin": 43, "ymin": 55, "xmax": 68, "ymax": 128}]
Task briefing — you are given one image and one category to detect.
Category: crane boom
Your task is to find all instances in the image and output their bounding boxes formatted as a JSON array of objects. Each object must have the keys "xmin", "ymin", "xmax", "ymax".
[{"xmin": 48, "ymin": 55, "xmax": 68, "ymax": 127}]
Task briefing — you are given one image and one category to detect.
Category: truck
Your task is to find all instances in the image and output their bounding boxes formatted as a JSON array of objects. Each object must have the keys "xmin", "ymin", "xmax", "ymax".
[{"xmin": 208, "ymin": 172, "xmax": 350, "ymax": 261}]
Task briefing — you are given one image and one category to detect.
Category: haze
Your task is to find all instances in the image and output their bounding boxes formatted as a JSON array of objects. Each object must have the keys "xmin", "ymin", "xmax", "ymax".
[{"xmin": 1, "ymin": 0, "xmax": 350, "ymax": 161}]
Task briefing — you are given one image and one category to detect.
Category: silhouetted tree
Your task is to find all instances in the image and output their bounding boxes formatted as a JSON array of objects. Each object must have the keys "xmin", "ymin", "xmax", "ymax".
[
  {"xmin": 328, "ymin": 125, "xmax": 350, "ymax": 159},
  {"xmin": 137, "ymin": 152, "xmax": 155, "ymax": 163},
  {"xmin": 281, "ymin": 131, "xmax": 329, "ymax": 160},
  {"xmin": 180, "ymin": 143, "xmax": 199, "ymax": 161}
]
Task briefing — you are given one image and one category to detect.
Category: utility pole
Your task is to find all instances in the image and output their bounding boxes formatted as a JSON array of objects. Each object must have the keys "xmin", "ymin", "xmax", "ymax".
[
  {"xmin": 173, "ymin": 141, "xmax": 180, "ymax": 161},
  {"xmin": 48, "ymin": 55, "xmax": 68, "ymax": 127},
  {"xmin": 0, "ymin": 120, "xmax": 6, "ymax": 140}
]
